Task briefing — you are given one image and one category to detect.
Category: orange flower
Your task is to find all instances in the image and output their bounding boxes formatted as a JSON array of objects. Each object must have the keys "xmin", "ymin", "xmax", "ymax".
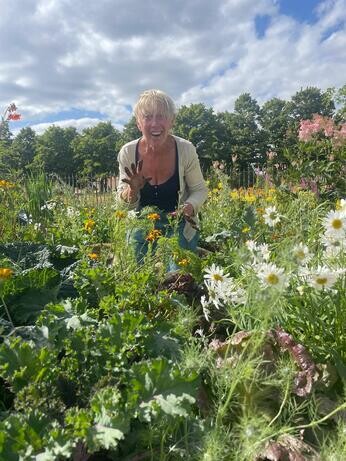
[
  {"xmin": 7, "ymin": 113, "xmax": 21, "ymax": 121},
  {"xmin": 114, "ymin": 210, "xmax": 126, "ymax": 219},
  {"xmin": 177, "ymin": 258, "xmax": 190, "ymax": 267},
  {"xmin": 88, "ymin": 253, "xmax": 99, "ymax": 260},
  {"xmin": 0, "ymin": 179, "xmax": 15, "ymax": 190},
  {"xmin": 84, "ymin": 218, "xmax": 95, "ymax": 233},
  {"xmin": 147, "ymin": 213, "xmax": 160, "ymax": 221},
  {"xmin": 145, "ymin": 229, "xmax": 162, "ymax": 242},
  {"xmin": 0, "ymin": 268, "xmax": 13, "ymax": 280}
]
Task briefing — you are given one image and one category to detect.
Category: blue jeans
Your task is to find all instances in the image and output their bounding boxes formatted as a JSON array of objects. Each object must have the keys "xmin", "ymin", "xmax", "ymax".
[{"xmin": 128, "ymin": 215, "xmax": 199, "ymax": 270}]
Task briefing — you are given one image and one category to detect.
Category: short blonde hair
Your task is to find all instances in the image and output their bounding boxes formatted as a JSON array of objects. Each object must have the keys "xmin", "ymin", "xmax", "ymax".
[{"xmin": 134, "ymin": 89, "xmax": 176, "ymax": 121}]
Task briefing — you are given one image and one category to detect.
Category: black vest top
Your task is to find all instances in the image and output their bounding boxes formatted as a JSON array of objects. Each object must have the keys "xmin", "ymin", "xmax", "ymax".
[{"xmin": 136, "ymin": 139, "xmax": 180, "ymax": 213}]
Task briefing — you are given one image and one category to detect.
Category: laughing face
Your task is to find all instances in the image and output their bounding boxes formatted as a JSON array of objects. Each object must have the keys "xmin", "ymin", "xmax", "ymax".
[{"xmin": 136, "ymin": 107, "xmax": 173, "ymax": 149}]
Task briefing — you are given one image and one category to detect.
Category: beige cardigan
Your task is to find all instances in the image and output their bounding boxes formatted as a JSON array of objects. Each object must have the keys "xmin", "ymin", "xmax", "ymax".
[{"xmin": 116, "ymin": 135, "xmax": 208, "ymax": 241}]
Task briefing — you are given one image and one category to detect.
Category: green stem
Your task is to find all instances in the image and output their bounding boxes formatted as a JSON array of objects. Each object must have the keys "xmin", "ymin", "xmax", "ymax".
[
  {"xmin": 1, "ymin": 296, "xmax": 14, "ymax": 329},
  {"xmin": 268, "ymin": 378, "xmax": 290, "ymax": 427},
  {"xmin": 258, "ymin": 401, "xmax": 346, "ymax": 445}
]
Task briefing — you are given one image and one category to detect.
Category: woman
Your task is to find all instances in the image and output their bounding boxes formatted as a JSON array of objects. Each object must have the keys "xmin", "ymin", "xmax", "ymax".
[{"xmin": 116, "ymin": 89, "xmax": 208, "ymax": 264}]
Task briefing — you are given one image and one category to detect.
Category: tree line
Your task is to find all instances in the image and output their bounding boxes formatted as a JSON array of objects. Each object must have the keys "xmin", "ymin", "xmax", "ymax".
[{"xmin": 0, "ymin": 85, "xmax": 345, "ymax": 177}]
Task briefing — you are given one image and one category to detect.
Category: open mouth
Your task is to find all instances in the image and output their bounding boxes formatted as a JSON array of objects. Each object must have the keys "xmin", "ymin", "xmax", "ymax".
[{"xmin": 151, "ymin": 131, "xmax": 162, "ymax": 137}]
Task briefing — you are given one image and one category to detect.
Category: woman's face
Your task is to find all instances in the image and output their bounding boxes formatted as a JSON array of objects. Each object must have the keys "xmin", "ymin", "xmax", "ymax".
[{"xmin": 137, "ymin": 109, "xmax": 173, "ymax": 147}]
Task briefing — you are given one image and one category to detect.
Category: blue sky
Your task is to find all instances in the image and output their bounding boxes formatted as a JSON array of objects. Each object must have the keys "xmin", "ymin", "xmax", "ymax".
[
  {"xmin": 2, "ymin": 0, "xmax": 345, "ymax": 135},
  {"xmin": 278, "ymin": 0, "xmax": 320, "ymax": 23}
]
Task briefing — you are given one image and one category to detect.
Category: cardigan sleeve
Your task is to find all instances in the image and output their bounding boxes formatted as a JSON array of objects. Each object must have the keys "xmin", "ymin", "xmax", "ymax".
[
  {"xmin": 182, "ymin": 144, "xmax": 208, "ymax": 214},
  {"xmin": 115, "ymin": 143, "xmax": 140, "ymax": 210}
]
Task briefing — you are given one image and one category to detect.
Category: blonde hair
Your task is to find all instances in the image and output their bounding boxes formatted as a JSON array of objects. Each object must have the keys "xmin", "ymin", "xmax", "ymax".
[{"xmin": 134, "ymin": 89, "xmax": 176, "ymax": 121}]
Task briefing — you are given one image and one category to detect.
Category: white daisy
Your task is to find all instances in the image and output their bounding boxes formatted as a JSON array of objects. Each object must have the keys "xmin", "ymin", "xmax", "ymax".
[
  {"xmin": 246, "ymin": 240, "xmax": 270, "ymax": 263},
  {"xmin": 306, "ymin": 266, "xmax": 339, "ymax": 291},
  {"xmin": 323, "ymin": 210, "xmax": 346, "ymax": 237},
  {"xmin": 66, "ymin": 206, "xmax": 80, "ymax": 218},
  {"xmin": 292, "ymin": 243, "xmax": 312, "ymax": 265},
  {"xmin": 200, "ymin": 295, "xmax": 211, "ymax": 321},
  {"xmin": 321, "ymin": 233, "xmax": 346, "ymax": 257},
  {"xmin": 263, "ymin": 206, "xmax": 281, "ymax": 227},
  {"xmin": 246, "ymin": 240, "xmax": 257, "ymax": 252},
  {"xmin": 203, "ymin": 279, "xmax": 224, "ymax": 310},
  {"xmin": 257, "ymin": 263, "xmax": 289, "ymax": 289},
  {"xmin": 258, "ymin": 243, "xmax": 270, "ymax": 261},
  {"xmin": 204, "ymin": 263, "xmax": 230, "ymax": 286}
]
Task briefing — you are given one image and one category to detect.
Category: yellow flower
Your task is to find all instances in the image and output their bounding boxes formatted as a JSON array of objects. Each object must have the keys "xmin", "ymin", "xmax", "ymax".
[
  {"xmin": 84, "ymin": 218, "xmax": 96, "ymax": 233},
  {"xmin": 145, "ymin": 229, "xmax": 162, "ymax": 242},
  {"xmin": 230, "ymin": 190, "xmax": 240, "ymax": 200},
  {"xmin": 243, "ymin": 194, "xmax": 256, "ymax": 203},
  {"xmin": 0, "ymin": 179, "xmax": 14, "ymax": 190},
  {"xmin": 88, "ymin": 253, "xmax": 99, "ymax": 260},
  {"xmin": 147, "ymin": 213, "xmax": 160, "ymax": 221},
  {"xmin": 114, "ymin": 210, "xmax": 126, "ymax": 219},
  {"xmin": 242, "ymin": 226, "xmax": 250, "ymax": 233},
  {"xmin": 217, "ymin": 182, "xmax": 223, "ymax": 190},
  {"xmin": 177, "ymin": 258, "xmax": 190, "ymax": 267},
  {"xmin": 212, "ymin": 188, "xmax": 219, "ymax": 194},
  {"xmin": 0, "ymin": 268, "xmax": 13, "ymax": 280}
]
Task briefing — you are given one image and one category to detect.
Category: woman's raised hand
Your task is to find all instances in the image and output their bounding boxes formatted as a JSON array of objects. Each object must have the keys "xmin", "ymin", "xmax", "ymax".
[{"xmin": 121, "ymin": 160, "xmax": 152, "ymax": 193}]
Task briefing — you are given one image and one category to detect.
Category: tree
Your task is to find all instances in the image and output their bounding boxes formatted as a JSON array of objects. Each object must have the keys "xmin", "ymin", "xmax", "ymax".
[
  {"xmin": 222, "ymin": 93, "xmax": 266, "ymax": 167},
  {"xmin": 287, "ymin": 86, "xmax": 335, "ymax": 122},
  {"xmin": 173, "ymin": 103, "xmax": 226, "ymax": 170},
  {"xmin": 11, "ymin": 127, "xmax": 37, "ymax": 171},
  {"xmin": 334, "ymin": 84, "xmax": 346, "ymax": 123},
  {"xmin": 72, "ymin": 121, "xmax": 122, "ymax": 176},
  {"xmin": 33, "ymin": 126, "xmax": 78, "ymax": 176},
  {"xmin": 259, "ymin": 97, "xmax": 291, "ymax": 160},
  {"xmin": 121, "ymin": 116, "xmax": 141, "ymax": 145}
]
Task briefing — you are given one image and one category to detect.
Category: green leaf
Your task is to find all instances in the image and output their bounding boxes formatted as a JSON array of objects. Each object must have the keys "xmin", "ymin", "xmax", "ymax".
[
  {"xmin": 88, "ymin": 424, "xmax": 124, "ymax": 451},
  {"xmin": 128, "ymin": 357, "xmax": 199, "ymax": 422}
]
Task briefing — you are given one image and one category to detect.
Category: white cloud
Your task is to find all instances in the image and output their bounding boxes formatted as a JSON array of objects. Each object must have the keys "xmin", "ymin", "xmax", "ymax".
[
  {"xmin": 20, "ymin": 118, "xmax": 103, "ymax": 135},
  {"xmin": 1, "ymin": 0, "xmax": 345, "ymax": 131}
]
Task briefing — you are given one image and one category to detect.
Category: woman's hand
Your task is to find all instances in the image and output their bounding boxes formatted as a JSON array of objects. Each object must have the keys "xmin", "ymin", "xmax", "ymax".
[
  {"xmin": 182, "ymin": 202, "xmax": 194, "ymax": 218},
  {"xmin": 182, "ymin": 202, "xmax": 199, "ymax": 230},
  {"xmin": 121, "ymin": 160, "xmax": 152, "ymax": 200}
]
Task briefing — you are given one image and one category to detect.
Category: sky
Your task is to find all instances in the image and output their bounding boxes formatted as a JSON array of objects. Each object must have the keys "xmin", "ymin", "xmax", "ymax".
[{"xmin": 1, "ymin": 0, "xmax": 345, "ymax": 135}]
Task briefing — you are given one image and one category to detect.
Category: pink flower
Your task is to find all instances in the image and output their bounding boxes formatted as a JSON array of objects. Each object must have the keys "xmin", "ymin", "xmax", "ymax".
[{"xmin": 298, "ymin": 114, "xmax": 336, "ymax": 141}]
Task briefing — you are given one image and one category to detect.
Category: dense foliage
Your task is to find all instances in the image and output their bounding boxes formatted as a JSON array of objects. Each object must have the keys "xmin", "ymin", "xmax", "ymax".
[
  {"xmin": 1, "ymin": 85, "xmax": 345, "ymax": 178},
  {"xmin": 0, "ymin": 160, "xmax": 345, "ymax": 460}
]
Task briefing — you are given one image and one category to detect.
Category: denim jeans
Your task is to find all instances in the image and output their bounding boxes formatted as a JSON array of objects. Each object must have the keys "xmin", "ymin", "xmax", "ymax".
[{"xmin": 127, "ymin": 215, "xmax": 199, "ymax": 270}]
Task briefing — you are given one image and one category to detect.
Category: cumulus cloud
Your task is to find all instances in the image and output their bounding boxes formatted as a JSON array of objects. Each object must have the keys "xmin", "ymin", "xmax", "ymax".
[{"xmin": 1, "ymin": 0, "xmax": 345, "ymax": 132}]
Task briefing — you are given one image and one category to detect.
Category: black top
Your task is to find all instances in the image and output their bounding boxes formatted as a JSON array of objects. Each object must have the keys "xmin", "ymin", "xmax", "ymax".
[{"xmin": 136, "ymin": 139, "xmax": 180, "ymax": 213}]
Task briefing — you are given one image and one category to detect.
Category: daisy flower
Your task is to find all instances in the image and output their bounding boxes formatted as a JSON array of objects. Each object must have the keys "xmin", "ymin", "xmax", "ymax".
[
  {"xmin": 292, "ymin": 243, "xmax": 312, "ymax": 265},
  {"xmin": 263, "ymin": 206, "xmax": 281, "ymax": 227},
  {"xmin": 257, "ymin": 263, "xmax": 289, "ymax": 289},
  {"xmin": 304, "ymin": 266, "xmax": 339, "ymax": 291},
  {"xmin": 200, "ymin": 295, "xmax": 211, "ymax": 321},
  {"xmin": 323, "ymin": 210, "xmax": 346, "ymax": 237},
  {"xmin": 246, "ymin": 240, "xmax": 257, "ymax": 252},
  {"xmin": 321, "ymin": 234, "xmax": 346, "ymax": 257},
  {"xmin": 203, "ymin": 280, "xmax": 223, "ymax": 309},
  {"xmin": 204, "ymin": 263, "xmax": 230, "ymax": 286},
  {"xmin": 246, "ymin": 240, "xmax": 270, "ymax": 263},
  {"xmin": 217, "ymin": 281, "xmax": 246, "ymax": 305}
]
